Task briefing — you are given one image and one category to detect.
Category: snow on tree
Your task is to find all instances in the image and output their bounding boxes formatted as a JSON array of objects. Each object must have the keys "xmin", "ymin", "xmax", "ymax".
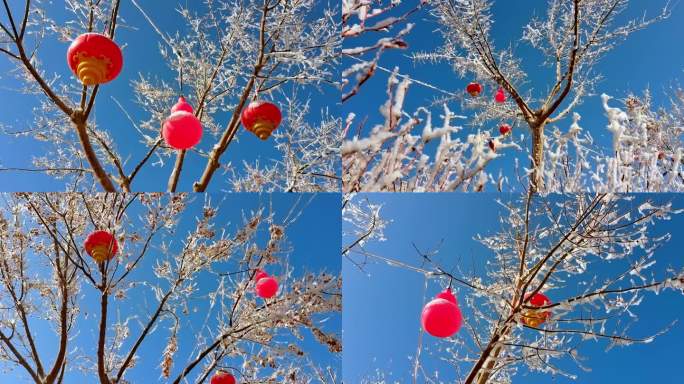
[
  {"xmin": 344, "ymin": 193, "xmax": 684, "ymax": 383},
  {"xmin": 0, "ymin": 0, "xmax": 340, "ymax": 192},
  {"xmin": 0, "ymin": 193, "xmax": 340, "ymax": 383},
  {"xmin": 342, "ymin": 0, "xmax": 682, "ymax": 192}
]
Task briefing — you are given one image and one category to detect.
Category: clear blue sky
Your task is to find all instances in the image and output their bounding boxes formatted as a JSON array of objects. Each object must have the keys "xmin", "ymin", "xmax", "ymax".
[
  {"xmin": 342, "ymin": 1, "xmax": 684, "ymax": 189},
  {"xmin": 343, "ymin": 193, "xmax": 684, "ymax": 383},
  {"xmin": 0, "ymin": 192, "xmax": 341, "ymax": 382},
  {"xmin": 0, "ymin": 1, "xmax": 336, "ymax": 191}
]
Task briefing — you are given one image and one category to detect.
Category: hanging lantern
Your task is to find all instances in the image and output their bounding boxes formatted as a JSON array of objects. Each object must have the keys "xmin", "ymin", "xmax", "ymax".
[
  {"xmin": 421, "ymin": 288, "xmax": 462, "ymax": 338},
  {"xmin": 67, "ymin": 33, "xmax": 123, "ymax": 86},
  {"xmin": 241, "ymin": 101, "xmax": 282, "ymax": 140},
  {"xmin": 494, "ymin": 87, "xmax": 506, "ymax": 103},
  {"xmin": 255, "ymin": 271, "xmax": 279, "ymax": 299},
  {"xmin": 84, "ymin": 230, "xmax": 119, "ymax": 263},
  {"xmin": 162, "ymin": 97, "xmax": 203, "ymax": 150},
  {"xmin": 210, "ymin": 371, "xmax": 237, "ymax": 384},
  {"xmin": 466, "ymin": 82, "xmax": 483, "ymax": 97},
  {"xmin": 521, "ymin": 292, "xmax": 552, "ymax": 327},
  {"xmin": 499, "ymin": 124, "xmax": 511, "ymax": 135}
]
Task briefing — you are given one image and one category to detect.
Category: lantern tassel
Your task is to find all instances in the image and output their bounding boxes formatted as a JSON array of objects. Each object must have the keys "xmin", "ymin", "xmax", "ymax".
[
  {"xmin": 252, "ymin": 121, "xmax": 275, "ymax": 140},
  {"xmin": 90, "ymin": 244, "xmax": 112, "ymax": 263},
  {"xmin": 522, "ymin": 310, "xmax": 544, "ymax": 327},
  {"xmin": 76, "ymin": 54, "xmax": 109, "ymax": 86}
]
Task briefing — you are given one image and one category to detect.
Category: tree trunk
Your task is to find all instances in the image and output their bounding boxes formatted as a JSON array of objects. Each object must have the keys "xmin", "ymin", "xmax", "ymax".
[
  {"xmin": 97, "ymin": 291, "xmax": 111, "ymax": 384},
  {"xmin": 464, "ymin": 324, "xmax": 513, "ymax": 384},
  {"xmin": 530, "ymin": 122, "xmax": 546, "ymax": 193}
]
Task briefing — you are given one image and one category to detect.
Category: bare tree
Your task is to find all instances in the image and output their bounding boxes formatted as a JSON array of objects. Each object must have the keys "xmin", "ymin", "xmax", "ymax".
[
  {"xmin": 0, "ymin": 0, "xmax": 339, "ymax": 192},
  {"xmin": 344, "ymin": 192, "xmax": 684, "ymax": 383},
  {"xmin": 342, "ymin": 0, "xmax": 677, "ymax": 192},
  {"xmin": 0, "ymin": 193, "xmax": 341, "ymax": 383}
]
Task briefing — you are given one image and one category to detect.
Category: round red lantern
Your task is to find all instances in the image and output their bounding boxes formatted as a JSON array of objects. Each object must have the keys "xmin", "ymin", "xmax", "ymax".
[
  {"xmin": 499, "ymin": 124, "xmax": 511, "ymax": 135},
  {"xmin": 255, "ymin": 274, "xmax": 279, "ymax": 299},
  {"xmin": 162, "ymin": 97, "xmax": 202, "ymax": 150},
  {"xmin": 494, "ymin": 87, "xmax": 506, "ymax": 103},
  {"xmin": 421, "ymin": 288, "xmax": 462, "ymax": 338},
  {"xmin": 521, "ymin": 292, "xmax": 552, "ymax": 327},
  {"xmin": 241, "ymin": 100, "xmax": 282, "ymax": 140},
  {"xmin": 67, "ymin": 33, "xmax": 123, "ymax": 86},
  {"xmin": 210, "ymin": 371, "xmax": 236, "ymax": 384},
  {"xmin": 84, "ymin": 230, "xmax": 119, "ymax": 263},
  {"xmin": 466, "ymin": 82, "xmax": 482, "ymax": 97}
]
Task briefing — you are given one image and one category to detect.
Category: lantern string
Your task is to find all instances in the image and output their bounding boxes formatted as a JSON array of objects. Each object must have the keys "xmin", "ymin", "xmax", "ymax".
[
  {"xmin": 412, "ymin": 274, "xmax": 428, "ymax": 384},
  {"xmin": 218, "ymin": 268, "xmax": 253, "ymax": 277},
  {"xmin": 179, "ymin": 64, "xmax": 184, "ymax": 96}
]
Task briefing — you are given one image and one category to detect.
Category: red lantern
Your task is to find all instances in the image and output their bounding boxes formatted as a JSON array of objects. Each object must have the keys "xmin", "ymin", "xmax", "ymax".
[
  {"xmin": 499, "ymin": 124, "xmax": 511, "ymax": 135},
  {"xmin": 466, "ymin": 82, "xmax": 482, "ymax": 97},
  {"xmin": 210, "ymin": 371, "xmax": 236, "ymax": 384},
  {"xmin": 521, "ymin": 292, "xmax": 552, "ymax": 327},
  {"xmin": 494, "ymin": 87, "xmax": 506, "ymax": 103},
  {"xmin": 241, "ymin": 101, "xmax": 282, "ymax": 140},
  {"xmin": 421, "ymin": 288, "xmax": 462, "ymax": 338},
  {"xmin": 255, "ymin": 273, "xmax": 279, "ymax": 299},
  {"xmin": 67, "ymin": 33, "xmax": 123, "ymax": 86},
  {"xmin": 84, "ymin": 230, "xmax": 119, "ymax": 263},
  {"xmin": 162, "ymin": 97, "xmax": 203, "ymax": 150}
]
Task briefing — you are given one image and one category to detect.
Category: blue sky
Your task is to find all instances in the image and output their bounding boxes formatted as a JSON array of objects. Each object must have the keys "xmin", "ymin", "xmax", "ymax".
[
  {"xmin": 343, "ymin": 193, "xmax": 684, "ymax": 383},
  {"xmin": 0, "ymin": 192, "xmax": 341, "ymax": 382},
  {"xmin": 342, "ymin": 1, "xmax": 684, "ymax": 189},
  {"xmin": 0, "ymin": 1, "xmax": 336, "ymax": 192}
]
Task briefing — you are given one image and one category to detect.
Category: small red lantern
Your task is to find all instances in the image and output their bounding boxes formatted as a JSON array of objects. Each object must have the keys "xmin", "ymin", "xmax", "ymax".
[
  {"xmin": 421, "ymin": 288, "xmax": 462, "ymax": 338},
  {"xmin": 162, "ymin": 97, "xmax": 203, "ymax": 150},
  {"xmin": 494, "ymin": 87, "xmax": 506, "ymax": 103},
  {"xmin": 521, "ymin": 292, "xmax": 552, "ymax": 327},
  {"xmin": 84, "ymin": 230, "xmax": 119, "ymax": 263},
  {"xmin": 499, "ymin": 124, "xmax": 511, "ymax": 135},
  {"xmin": 241, "ymin": 100, "xmax": 282, "ymax": 140},
  {"xmin": 466, "ymin": 82, "xmax": 482, "ymax": 97},
  {"xmin": 67, "ymin": 33, "xmax": 123, "ymax": 86},
  {"xmin": 256, "ymin": 276, "xmax": 279, "ymax": 299},
  {"xmin": 210, "ymin": 371, "xmax": 236, "ymax": 384}
]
